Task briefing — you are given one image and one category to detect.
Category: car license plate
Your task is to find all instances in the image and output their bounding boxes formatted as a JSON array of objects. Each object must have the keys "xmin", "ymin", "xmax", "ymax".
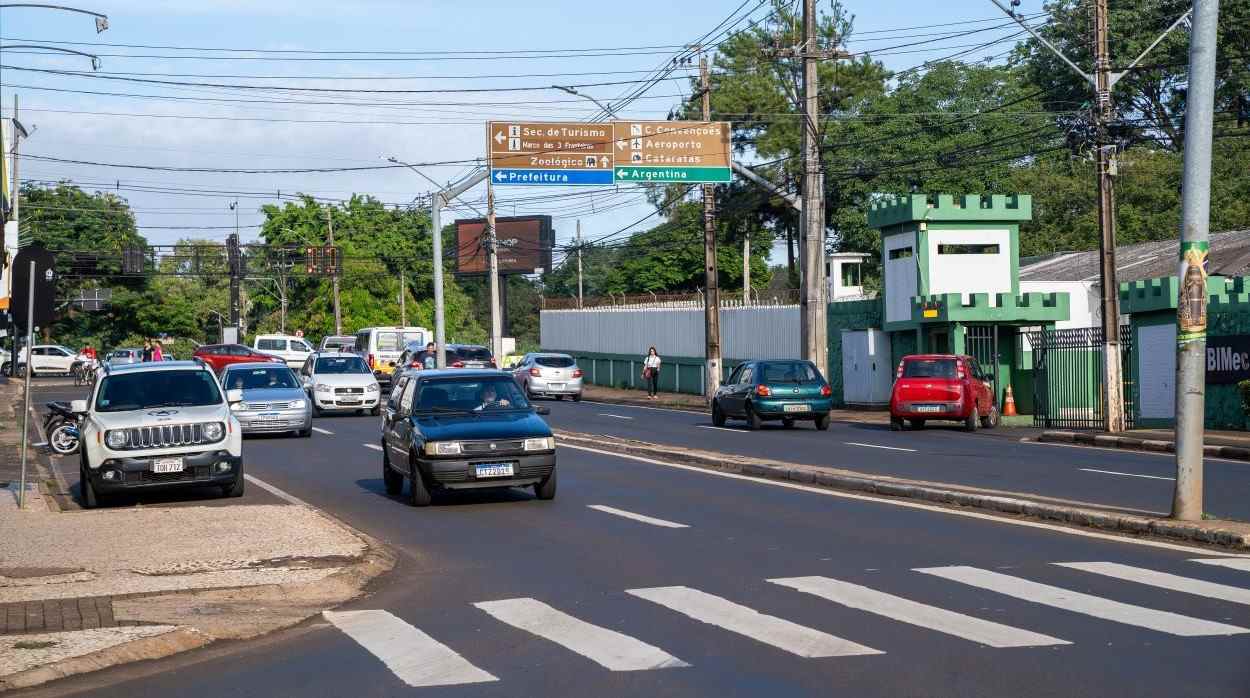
[
  {"xmin": 339, "ymin": 399, "xmax": 361, "ymax": 405},
  {"xmin": 783, "ymin": 403, "xmax": 808, "ymax": 413},
  {"xmin": 549, "ymin": 383, "xmax": 565, "ymax": 390},
  {"xmin": 475, "ymin": 463, "xmax": 515, "ymax": 478},
  {"xmin": 152, "ymin": 457, "xmax": 184, "ymax": 474},
  {"xmin": 916, "ymin": 404, "xmax": 943, "ymax": 413}
]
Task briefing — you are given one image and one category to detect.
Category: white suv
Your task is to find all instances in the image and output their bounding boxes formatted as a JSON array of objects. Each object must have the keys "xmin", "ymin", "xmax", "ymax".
[
  {"xmin": 74, "ymin": 360, "xmax": 245, "ymax": 508},
  {"xmin": 253, "ymin": 334, "xmax": 314, "ymax": 369},
  {"xmin": 1, "ymin": 344, "xmax": 77, "ymax": 376}
]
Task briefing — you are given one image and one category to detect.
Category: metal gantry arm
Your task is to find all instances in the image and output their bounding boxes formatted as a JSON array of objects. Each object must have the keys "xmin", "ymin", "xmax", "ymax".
[
  {"xmin": 732, "ymin": 161, "xmax": 802, "ymax": 211},
  {"xmin": 0, "ymin": 3, "xmax": 108, "ymax": 31},
  {"xmin": 0, "ymin": 44, "xmax": 102, "ymax": 69},
  {"xmin": 552, "ymin": 85, "xmax": 618, "ymax": 118},
  {"xmin": 987, "ymin": 0, "xmax": 1093, "ymax": 87}
]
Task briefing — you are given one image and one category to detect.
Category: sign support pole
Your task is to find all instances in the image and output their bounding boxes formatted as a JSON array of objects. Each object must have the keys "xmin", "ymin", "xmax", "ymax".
[
  {"xmin": 576, "ymin": 219, "xmax": 583, "ymax": 309},
  {"xmin": 17, "ymin": 260, "xmax": 34, "ymax": 509},
  {"xmin": 325, "ymin": 209, "xmax": 341, "ymax": 336},
  {"xmin": 699, "ymin": 49, "xmax": 722, "ymax": 402},
  {"xmin": 486, "ymin": 181, "xmax": 503, "ymax": 363}
]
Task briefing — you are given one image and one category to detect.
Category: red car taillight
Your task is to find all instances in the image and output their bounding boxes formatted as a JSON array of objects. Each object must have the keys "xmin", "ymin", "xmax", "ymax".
[
  {"xmin": 572, "ymin": 369, "xmax": 583, "ymax": 378},
  {"xmin": 820, "ymin": 384, "xmax": 832, "ymax": 397},
  {"xmin": 530, "ymin": 367, "xmax": 541, "ymax": 377},
  {"xmin": 409, "ymin": 360, "xmax": 420, "ymax": 368},
  {"xmin": 956, "ymin": 360, "xmax": 967, "ymax": 379},
  {"xmin": 367, "ymin": 353, "xmax": 375, "ymax": 369},
  {"xmin": 452, "ymin": 361, "xmax": 465, "ymax": 368},
  {"xmin": 490, "ymin": 358, "xmax": 497, "ymax": 367},
  {"xmin": 755, "ymin": 384, "xmax": 771, "ymax": 397},
  {"xmin": 896, "ymin": 361, "xmax": 905, "ymax": 379}
]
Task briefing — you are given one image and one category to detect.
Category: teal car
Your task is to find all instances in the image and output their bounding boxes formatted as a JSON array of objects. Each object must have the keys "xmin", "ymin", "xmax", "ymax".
[{"xmin": 711, "ymin": 360, "xmax": 834, "ymax": 430}]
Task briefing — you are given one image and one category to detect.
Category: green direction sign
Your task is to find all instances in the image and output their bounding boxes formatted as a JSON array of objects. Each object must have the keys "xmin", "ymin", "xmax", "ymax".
[{"xmin": 613, "ymin": 166, "xmax": 732, "ymax": 183}]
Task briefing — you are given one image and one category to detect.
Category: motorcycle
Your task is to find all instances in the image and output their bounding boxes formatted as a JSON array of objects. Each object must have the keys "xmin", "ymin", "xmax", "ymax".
[{"xmin": 43, "ymin": 401, "xmax": 83, "ymax": 455}]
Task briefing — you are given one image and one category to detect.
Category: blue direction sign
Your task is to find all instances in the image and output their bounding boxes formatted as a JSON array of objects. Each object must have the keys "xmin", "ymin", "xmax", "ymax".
[{"xmin": 490, "ymin": 169, "xmax": 614, "ymax": 186}]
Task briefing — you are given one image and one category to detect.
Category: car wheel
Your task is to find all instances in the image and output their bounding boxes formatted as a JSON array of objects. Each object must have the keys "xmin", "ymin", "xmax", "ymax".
[
  {"xmin": 981, "ymin": 403, "xmax": 1000, "ymax": 429},
  {"xmin": 80, "ymin": 464, "xmax": 100, "ymax": 509},
  {"xmin": 382, "ymin": 447, "xmax": 403, "ymax": 496},
  {"xmin": 312, "ymin": 403, "xmax": 322, "ymax": 418},
  {"xmin": 745, "ymin": 403, "xmax": 762, "ymax": 431},
  {"xmin": 814, "ymin": 413, "xmax": 831, "ymax": 431},
  {"xmin": 572, "ymin": 392, "xmax": 582, "ymax": 402},
  {"xmin": 297, "ymin": 428, "xmax": 312, "ymax": 438},
  {"xmin": 534, "ymin": 467, "xmax": 557, "ymax": 501},
  {"xmin": 711, "ymin": 399, "xmax": 726, "ymax": 427},
  {"xmin": 782, "ymin": 417, "xmax": 795, "ymax": 429},
  {"xmin": 909, "ymin": 419, "xmax": 926, "ymax": 430},
  {"xmin": 555, "ymin": 395, "xmax": 564, "ymax": 401},
  {"xmin": 371, "ymin": 405, "xmax": 381, "ymax": 416},
  {"xmin": 222, "ymin": 468, "xmax": 245, "ymax": 498},
  {"xmin": 356, "ymin": 409, "xmax": 366, "ymax": 416},
  {"xmin": 890, "ymin": 416, "xmax": 904, "ymax": 431},
  {"xmin": 964, "ymin": 405, "xmax": 979, "ymax": 432},
  {"xmin": 407, "ymin": 456, "xmax": 432, "ymax": 507},
  {"xmin": 525, "ymin": 383, "xmax": 536, "ymax": 402}
]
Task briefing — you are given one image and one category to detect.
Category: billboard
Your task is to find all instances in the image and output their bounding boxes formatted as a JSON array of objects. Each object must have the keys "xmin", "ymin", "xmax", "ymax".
[{"xmin": 455, "ymin": 215, "xmax": 553, "ymax": 275}]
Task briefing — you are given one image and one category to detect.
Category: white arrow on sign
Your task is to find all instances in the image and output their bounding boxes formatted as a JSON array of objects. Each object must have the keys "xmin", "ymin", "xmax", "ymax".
[
  {"xmin": 494, "ymin": 131, "xmax": 506, "ymax": 145},
  {"xmin": 494, "ymin": 171, "xmax": 506, "ymax": 181},
  {"xmin": 616, "ymin": 139, "xmax": 626, "ymax": 151},
  {"xmin": 618, "ymin": 169, "xmax": 630, "ymax": 178}
]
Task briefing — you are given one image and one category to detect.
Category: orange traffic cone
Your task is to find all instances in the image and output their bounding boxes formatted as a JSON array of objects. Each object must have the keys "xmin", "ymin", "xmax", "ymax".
[{"xmin": 1002, "ymin": 385, "xmax": 1018, "ymax": 417}]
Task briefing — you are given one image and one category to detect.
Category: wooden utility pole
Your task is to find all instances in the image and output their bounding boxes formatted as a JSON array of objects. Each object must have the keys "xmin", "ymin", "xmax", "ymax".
[
  {"xmin": 1093, "ymin": 0, "xmax": 1126, "ymax": 433},
  {"xmin": 325, "ymin": 208, "xmax": 341, "ymax": 335},
  {"xmin": 699, "ymin": 47, "xmax": 722, "ymax": 401},
  {"xmin": 576, "ymin": 219, "xmax": 584, "ymax": 308},
  {"xmin": 486, "ymin": 182, "xmax": 503, "ymax": 361},
  {"xmin": 743, "ymin": 234, "xmax": 751, "ymax": 305}
]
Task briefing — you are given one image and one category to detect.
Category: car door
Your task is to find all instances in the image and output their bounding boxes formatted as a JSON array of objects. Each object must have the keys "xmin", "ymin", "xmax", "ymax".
[
  {"xmin": 723, "ymin": 363, "xmax": 753, "ymax": 416},
  {"xmin": 966, "ymin": 358, "xmax": 987, "ymax": 416},
  {"xmin": 384, "ymin": 377, "xmax": 418, "ymax": 464},
  {"xmin": 29, "ymin": 347, "xmax": 50, "ymax": 372},
  {"xmin": 48, "ymin": 347, "xmax": 75, "ymax": 372}
]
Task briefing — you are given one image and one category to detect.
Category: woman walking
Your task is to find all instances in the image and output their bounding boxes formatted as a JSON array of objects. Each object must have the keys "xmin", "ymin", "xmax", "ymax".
[
  {"xmin": 642, "ymin": 346, "xmax": 662, "ymax": 399},
  {"xmin": 151, "ymin": 340, "xmax": 165, "ymax": 362},
  {"xmin": 141, "ymin": 339, "xmax": 154, "ymax": 362}
]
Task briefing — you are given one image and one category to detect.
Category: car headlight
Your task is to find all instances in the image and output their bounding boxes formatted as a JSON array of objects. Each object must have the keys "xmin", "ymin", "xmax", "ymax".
[
  {"xmin": 105, "ymin": 430, "xmax": 128, "ymax": 449},
  {"xmin": 423, "ymin": 441, "xmax": 462, "ymax": 456},
  {"xmin": 524, "ymin": 437, "xmax": 555, "ymax": 452},
  {"xmin": 203, "ymin": 422, "xmax": 225, "ymax": 442},
  {"xmin": 291, "ymin": 399, "xmax": 306, "ymax": 409},
  {"xmin": 366, "ymin": 383, "xmax": 380, "ymax": 393},
  {"xmin": 230, "ymin": 401, "xmax": 244, "ymax": 411},
  {"xmin": 315, "ymin": 383, "xmax": 332, "ymax": 393}
]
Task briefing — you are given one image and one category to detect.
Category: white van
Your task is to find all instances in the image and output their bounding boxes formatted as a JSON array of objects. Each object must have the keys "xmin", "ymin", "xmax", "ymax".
[
  {"xmin": 353, "ymin": 326, "xmax": 429, "ymax": 385},
  {"xmin": 253, "ymin": 334, "xmax": 314, "ymax": 369}
]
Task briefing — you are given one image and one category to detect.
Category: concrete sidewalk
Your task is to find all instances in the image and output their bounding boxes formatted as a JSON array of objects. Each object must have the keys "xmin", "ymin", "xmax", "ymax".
[{"xmin": 1040, "ymin": 428, "xmax": 1250, "ymax": 462}]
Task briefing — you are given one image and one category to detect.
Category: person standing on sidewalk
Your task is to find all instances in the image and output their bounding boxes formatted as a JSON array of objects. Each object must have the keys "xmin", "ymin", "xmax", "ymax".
[
  {"xmin": 141, "ymin": 339, "xmax": 154, "ymax": 362},
  {"xmin": 642, "ymin": 346, "xmax": 662, "ymax": 399},
  {"xmin": 152, "ymin": 340, "xmax": 165, "ymax": 362}
]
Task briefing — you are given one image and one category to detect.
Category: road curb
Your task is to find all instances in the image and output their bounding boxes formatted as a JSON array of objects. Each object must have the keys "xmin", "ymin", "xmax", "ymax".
[
  {"xmin": 1039, "ymin": 430, "xmax": 1250, "ymax": 462},
  {"xmin": 556, "ymin": 430, "xmax": 1250, "ymax": 550},
  {"xmin": 0, "ymin": 627, "xmax": 210, "ymax": 692}
]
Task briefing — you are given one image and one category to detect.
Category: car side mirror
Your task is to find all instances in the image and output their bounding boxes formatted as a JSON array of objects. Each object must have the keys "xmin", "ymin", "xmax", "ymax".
[
  {"xmin": 70, "ymin": 399, "xmax": 88, "ymax": 413},
  {"xmin": 302, "ymin": 376, "xmax": 313, "ymax": 389},
  {"xmin": 535, "ymin": 406, "xmax": 551, "ymax": 416},
  {"xmin": 226, "ymin": 388, "xmax": 244, "ymax": 404}
]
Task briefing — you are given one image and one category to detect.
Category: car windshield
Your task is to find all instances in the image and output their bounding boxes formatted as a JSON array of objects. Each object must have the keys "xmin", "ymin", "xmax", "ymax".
[
  {"xmin": 452, "ymin": 347, "xmax": 492, "ymax": 361},
  {"xmin": 759, "ymin": 362, "xmax": 819, "ymax": 383},
  {"xmin": 413, "ymin": 377, "xmax": 529, "ymax": 413},
  {"xmin": 315, "ymin": 356, "xmax": 370, "ymax": 374},
  {"xmin": 903, "ymin": 359, "xmax": 958, "ymax": 378},
  {"xmin": 535, "ymin": 356, "xmax": 575, "ymax": 368},
  {"xmin": 95, "ymin": 370, "xmax": 222, "ymax": 412},
  {"xmin": 224, "ymin": 366, "xmax": 299, "ymax": 390}
]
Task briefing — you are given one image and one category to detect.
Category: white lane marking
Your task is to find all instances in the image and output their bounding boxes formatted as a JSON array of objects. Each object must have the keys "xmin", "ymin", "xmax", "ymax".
[
  {"xmin": 587, "ymin": 505, "xmax": 689, "ymax": 529},
  {"xmin": 1079, "ymin": 468, "xmax": 1174, "ymax": 481},
  {"xmin": 916, "ymin": 566, "xmax": 1249, "ymax": 636},
  {"xmin": 845, "ymin": 442, "xmax": 917, "ymax": 452},
  {"xmin": 559, "ymin": 443, "xmax": 1250, "ymax": 558},
  {"xmin": 244, "ymin": 474, "xmax": 309, "ymax": 507},
  {"xmin": 626, "ymin": 586, "xmax": 881, "ymax": 658},
  {"xmin": 473, "ymin": 598, "xmax": 687, "ymax": 671},
  {"xmin": 597, "ymin": 413, "xmax": 636, "ymax": 420},
  {"xmin": 580, "ymin": 399, "xmax": 701, "ymax": 415},
  {"xmin": 323, "ymin": 610, "xmax": 497, "ymax": 688},
  {"xmin": 697, "ymin": 425, "xmax": 745, "ymax": 433},
  {"xmin": 312, "ymin": 427, "xmax": 334, "ymax": 435},
  {"xmin": 1056, "ymin": 561, "xmax": 1250, "ymax": 606},
  {"xmin": 1192, "ymin": 558, "xmax": 1250, "ymax": 572},
  {"xmin": 769, "ymin": 576, "xmax": 1068, "ymax": 648},
  {"xmin": 363, "ymin": 443, "xmax": 384, "ymax": 452}
]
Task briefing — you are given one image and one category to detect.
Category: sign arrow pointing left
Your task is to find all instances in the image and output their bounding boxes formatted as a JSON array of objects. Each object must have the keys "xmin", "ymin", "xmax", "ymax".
[{"xmin": 494, "ymin": 131, "xmax": 506, "ymax": 145}]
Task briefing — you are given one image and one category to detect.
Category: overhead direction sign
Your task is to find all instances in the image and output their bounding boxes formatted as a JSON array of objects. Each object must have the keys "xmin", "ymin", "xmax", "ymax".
[
  {"xmin": 612, "ymin": 120, "xmax": 732, "ymax": 183},
  {"xmin": 487, "ymin": 121, "xmax": 614, "ymax": 186}
]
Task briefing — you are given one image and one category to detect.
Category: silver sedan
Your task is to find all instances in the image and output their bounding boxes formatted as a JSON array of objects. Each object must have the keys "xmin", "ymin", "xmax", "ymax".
[
  {"xmin": 511, "ymin": 352, "xmax": 584, "ymax": 401},
  {"xmin": 221, "ymin": 362, "xmax": 313, "ymax": 437}
]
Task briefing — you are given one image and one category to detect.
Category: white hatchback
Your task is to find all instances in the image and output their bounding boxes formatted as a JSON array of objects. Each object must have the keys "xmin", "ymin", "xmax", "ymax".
[{"xmin": 253, "ymin": 334, "xmax": 314, "ymax": 369}]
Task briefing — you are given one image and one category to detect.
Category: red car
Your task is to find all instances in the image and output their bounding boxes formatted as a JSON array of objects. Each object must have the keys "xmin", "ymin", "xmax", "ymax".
[
  {"xmin": 889, "ymin": 354, "xmax": 998, "ymax": 431},
  {"xmin": 192, "ymin": 344, "xmax": 284, "ymax": 373}
]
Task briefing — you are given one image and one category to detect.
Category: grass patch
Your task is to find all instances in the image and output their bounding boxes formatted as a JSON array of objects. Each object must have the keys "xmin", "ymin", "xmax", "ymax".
[{"xmin": 14, "ymin": 640, "xmax": 59, "ymax": 650}]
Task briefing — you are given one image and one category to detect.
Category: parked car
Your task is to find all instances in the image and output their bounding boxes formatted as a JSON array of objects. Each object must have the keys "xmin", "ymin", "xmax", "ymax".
[
  {"xmin": 192, "ymin": 344, "xmax": 284, "ymax": 373},
  {"xmin": 379, "ymin": 369, "xmax": 556, "ymax": 506},
  {"xmin": 511, "ymin": 352, "xmax": 583, "ymax": 401},
  {"xmin": 253, "ymin": 334, "xmax": 314, "ymax": 369},
  {"xmin": 712, "ymin": 360, "xmax": 834, "ymax": 431},
  {"xmin": 74, "ymin": 360, "xmax": 244, "ymax": 508},
  {"xmin": 221, "ymin": 362, "xmax": 312, "ymax": 437},
  {"xmin": 353, "ymin": 326, "xmax": 430, "ymax": 387},
  {"xmin": 106, "ymin": 348, "xmax": 143, "ymax": 368},
  {"xmin": 1, "ymin": 344, "xmax": 77, "ymax": 376},
  {"xmin": 889, "ymin": 354, "xmax": 999, "ymax": 432},
  {"xmin": 299, "ymin": 352, "xmax": 382, "ymax": 416},
  {"xmin": 446, "ymin": 344, "xmax": 495, "ymax": 369},
  {"xmin": 319, "ymin": 335, "xmax": 356, "ymax": 352}
]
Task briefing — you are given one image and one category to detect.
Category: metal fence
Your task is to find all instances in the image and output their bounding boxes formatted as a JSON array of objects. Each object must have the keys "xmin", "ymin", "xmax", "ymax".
[
  {"xmin": 542, "ymin": 289, "xmax": 800, "ymax": 310},
  {"xmin": 1027, "ymin": 325, "xmax": 1135, "ymax": 429}
]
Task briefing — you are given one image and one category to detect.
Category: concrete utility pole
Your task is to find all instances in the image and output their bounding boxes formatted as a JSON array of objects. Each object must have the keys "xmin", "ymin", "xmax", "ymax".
[
  {"xmin": 399, "ymin": 269, "xmax": 407, "ymax": 326},
  {"xmin": 800, "ymin": 0, "xmax": 829, "ymax": 376},
  {"xmin": 17, "ymin": 260, "xmax": 33, "ymax": 508},
  {"xmin": 325, "ymin": 208, "xmax": 341, "ymax": 335},
  {"xmin": 486, "ymin": 181, "xmax": 503, "ymax": 363},
  {"xmin": 1172, "ymin": 0, "xmax": 1222, "ymax": 521},
  {"xmin": 743, "ymin": 235, "xmax": 750, "ymax": 305},
  {"xmin": 699, "ymin": 47, "xmax": 722, "ymax": 401},
  {"xmin": 576, "ymin": 219, "xmax": 584, "ymax": 308},
  {"xmin": 226, "ymin": 231, "xmax": 241, "ymax": 328}
]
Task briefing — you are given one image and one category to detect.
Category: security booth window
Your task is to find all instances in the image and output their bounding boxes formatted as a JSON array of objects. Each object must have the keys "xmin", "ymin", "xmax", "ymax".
[{"xmin": 841, "ymin": 262, "xmax": 862, "ymax": 287}]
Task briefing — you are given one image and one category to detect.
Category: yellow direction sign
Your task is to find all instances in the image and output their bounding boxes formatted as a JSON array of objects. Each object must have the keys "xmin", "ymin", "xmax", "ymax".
[
  {"xmin": 487, "ymin": 121, "xmax": 615, "ymax": 186},
  {"xmin": 611, "ymin": 121, "xmax": 732, "ymax": 183}
]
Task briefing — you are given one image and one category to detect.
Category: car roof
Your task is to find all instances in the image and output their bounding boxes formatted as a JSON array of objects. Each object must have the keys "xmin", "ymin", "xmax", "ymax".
[
  {"xmin": 417, "ymin": 368, "xmax": 510, "ymax": 380},
  {"xmin": 903, "ymin": 354, "xmax": 969, "ymax": 360},
  {"xmin": 108, "ymin": 360, "xmax": 208, "ymax": 373},
  {"xmin": 313, "ymin": 351, "xmax": 362, "ymax": 358},
  {"xmin": 447, "ymin": 343, "xmax": 489, "ymax": 350},
  {"xmin": 223, "ymin": 361, "xmax": 293, "ymax": 371},
  {"xmin": 530, "ymin": 352, "xmax": 573, "ymax": 357}
]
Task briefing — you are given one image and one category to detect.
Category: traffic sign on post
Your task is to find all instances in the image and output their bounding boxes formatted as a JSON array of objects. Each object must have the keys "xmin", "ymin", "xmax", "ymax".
[
  {"xmin": 487, "ymin": 121, "xmax": 615, "ymax": 186},
  {"xmin": 612, "ymin": 121, "xmax": 732, "ymax": 183}
]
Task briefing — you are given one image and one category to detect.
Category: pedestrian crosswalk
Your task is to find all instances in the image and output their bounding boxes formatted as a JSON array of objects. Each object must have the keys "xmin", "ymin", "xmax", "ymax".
[{"xmin": 325, "ymin": 557, "xmax": 1250, "ymax": 688}]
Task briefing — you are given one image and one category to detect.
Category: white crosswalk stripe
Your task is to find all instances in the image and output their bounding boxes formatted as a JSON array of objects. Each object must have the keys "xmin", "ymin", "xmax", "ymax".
[
  {"xmin": 473, "ymin": 598, "xmax": 688, "ymax": 671},
  {"xmin": 1057, "ymin": 562, "xmax": 1250, "ymax": 606},
  {"xmin": 627, "ymin": 586, "xmax": 882, "ymax": 658},
  {"xmin": 363, "ymin": 443, "xmax": 383, "ymax": 451},
  {"xmin": 917, "ymin": 566, "xmax": 1250, "ymax": 637},
  {"xmin": 323, "ymin": 610, "xmax": 497, "ymax": 688},
  {"xmin": 1192, "ymin": 557, "xmax": 1250, "ymax": 572},
  {"xmin": 768, "ymin": 576, "xmax": 1069, "ymax": 648}
]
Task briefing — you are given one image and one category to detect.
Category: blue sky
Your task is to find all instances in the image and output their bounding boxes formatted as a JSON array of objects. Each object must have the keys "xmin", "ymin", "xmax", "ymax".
[{"xmin": 0, "ymin": 0, "xmax": 1047, "ymax": 268}]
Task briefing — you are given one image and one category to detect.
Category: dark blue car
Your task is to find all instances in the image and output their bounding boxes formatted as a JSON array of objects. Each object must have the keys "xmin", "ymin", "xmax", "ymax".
[
  {"xmin": 712, "ymin": 360, "xmax": 834, "ymax": 431},
  {"xmin": 380, "ymin": 369, "xmax": 556, "ymax": 506}
]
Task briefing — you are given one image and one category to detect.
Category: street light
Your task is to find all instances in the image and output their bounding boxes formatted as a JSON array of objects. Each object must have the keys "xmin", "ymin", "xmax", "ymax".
[
  {"xmin": 552, "ymin": 85, "xmax": 617, "ymax": 118},
  {"xmin": 0, "ymin": 44, "xmax": 102, "ymax": 69},
  {"xmin": 0, "ymin": 4, "xmax": 108, "ymax": 32}
]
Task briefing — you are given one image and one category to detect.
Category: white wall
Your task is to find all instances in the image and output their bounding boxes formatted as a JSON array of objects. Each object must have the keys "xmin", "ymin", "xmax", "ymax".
[
  {"xmin": 1020, "ymin": 280, "xmax": 1099, "ymax": 329},
  {"xmin": 541, "ymin": 305, "xmax": 800, "ymax": 360},
  {"xmin": 1137, "ymin": 322, "xmax": 1176, "ymax": 420},
  {"xmin": 884, "ymin": 233, "xmax": 917, "ymax": 324},
  {"xmin": 927, "ymin": 228, "xmax": 1011, "ymax": 304}
]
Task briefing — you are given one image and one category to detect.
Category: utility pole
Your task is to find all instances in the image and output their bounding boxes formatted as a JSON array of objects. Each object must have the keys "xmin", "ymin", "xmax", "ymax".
[
  {"xmin": 399, "ymin": 269, "xmax": 407, "ymax": 326},
  {"xmin": 576, "ymin": 219, "xmax": 584, "ymax": 309},
  {"xmin": 7, "ymin": 96, "xmax": 23, "ymax": 376},
  {"xmin": 226, "ymin": 232, "xmax": 241, "ymax": 330},
  {"xmin": 325, "ymin": 208, "xmax": 341, "ymax": 335},
  {"xmin": 699, "ymin": 46, "xmax": 722, "ymax": 401},
  {"xmin": 1172, "ymin": 0, "xmax": 1222, "ymax": 521},
  {"xmin": 743, "ymin": 235, "xmax": 751, "ymax": 305},
  {"xmin": 800, "ymin": 0, "xmax": 831, "ymax": 377},
  {"xmin": 486, "ymin": 181, "xmax": 503, "ymax": 362}
]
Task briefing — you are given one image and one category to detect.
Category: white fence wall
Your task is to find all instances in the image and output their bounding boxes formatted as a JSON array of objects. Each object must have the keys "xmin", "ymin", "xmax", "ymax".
[{"xmin": 541, "ymin": 305, "xmax": 800, "ymax": 359}]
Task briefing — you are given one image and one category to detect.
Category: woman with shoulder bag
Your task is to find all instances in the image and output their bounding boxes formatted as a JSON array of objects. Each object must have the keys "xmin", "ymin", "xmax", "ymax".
[{"xmin": 642, "ymin": 346, "xmax": 661, "ymax": 399}]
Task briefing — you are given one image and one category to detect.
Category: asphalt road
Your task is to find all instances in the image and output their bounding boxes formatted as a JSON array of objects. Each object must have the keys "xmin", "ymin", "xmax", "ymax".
[
  {"xmin": 540, "ymin": 398, "xmax": 1250, "ymax": 521},
  {"xmin": 26, "ymin": 392, "xmax": 1250, "ymax": 697}
]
